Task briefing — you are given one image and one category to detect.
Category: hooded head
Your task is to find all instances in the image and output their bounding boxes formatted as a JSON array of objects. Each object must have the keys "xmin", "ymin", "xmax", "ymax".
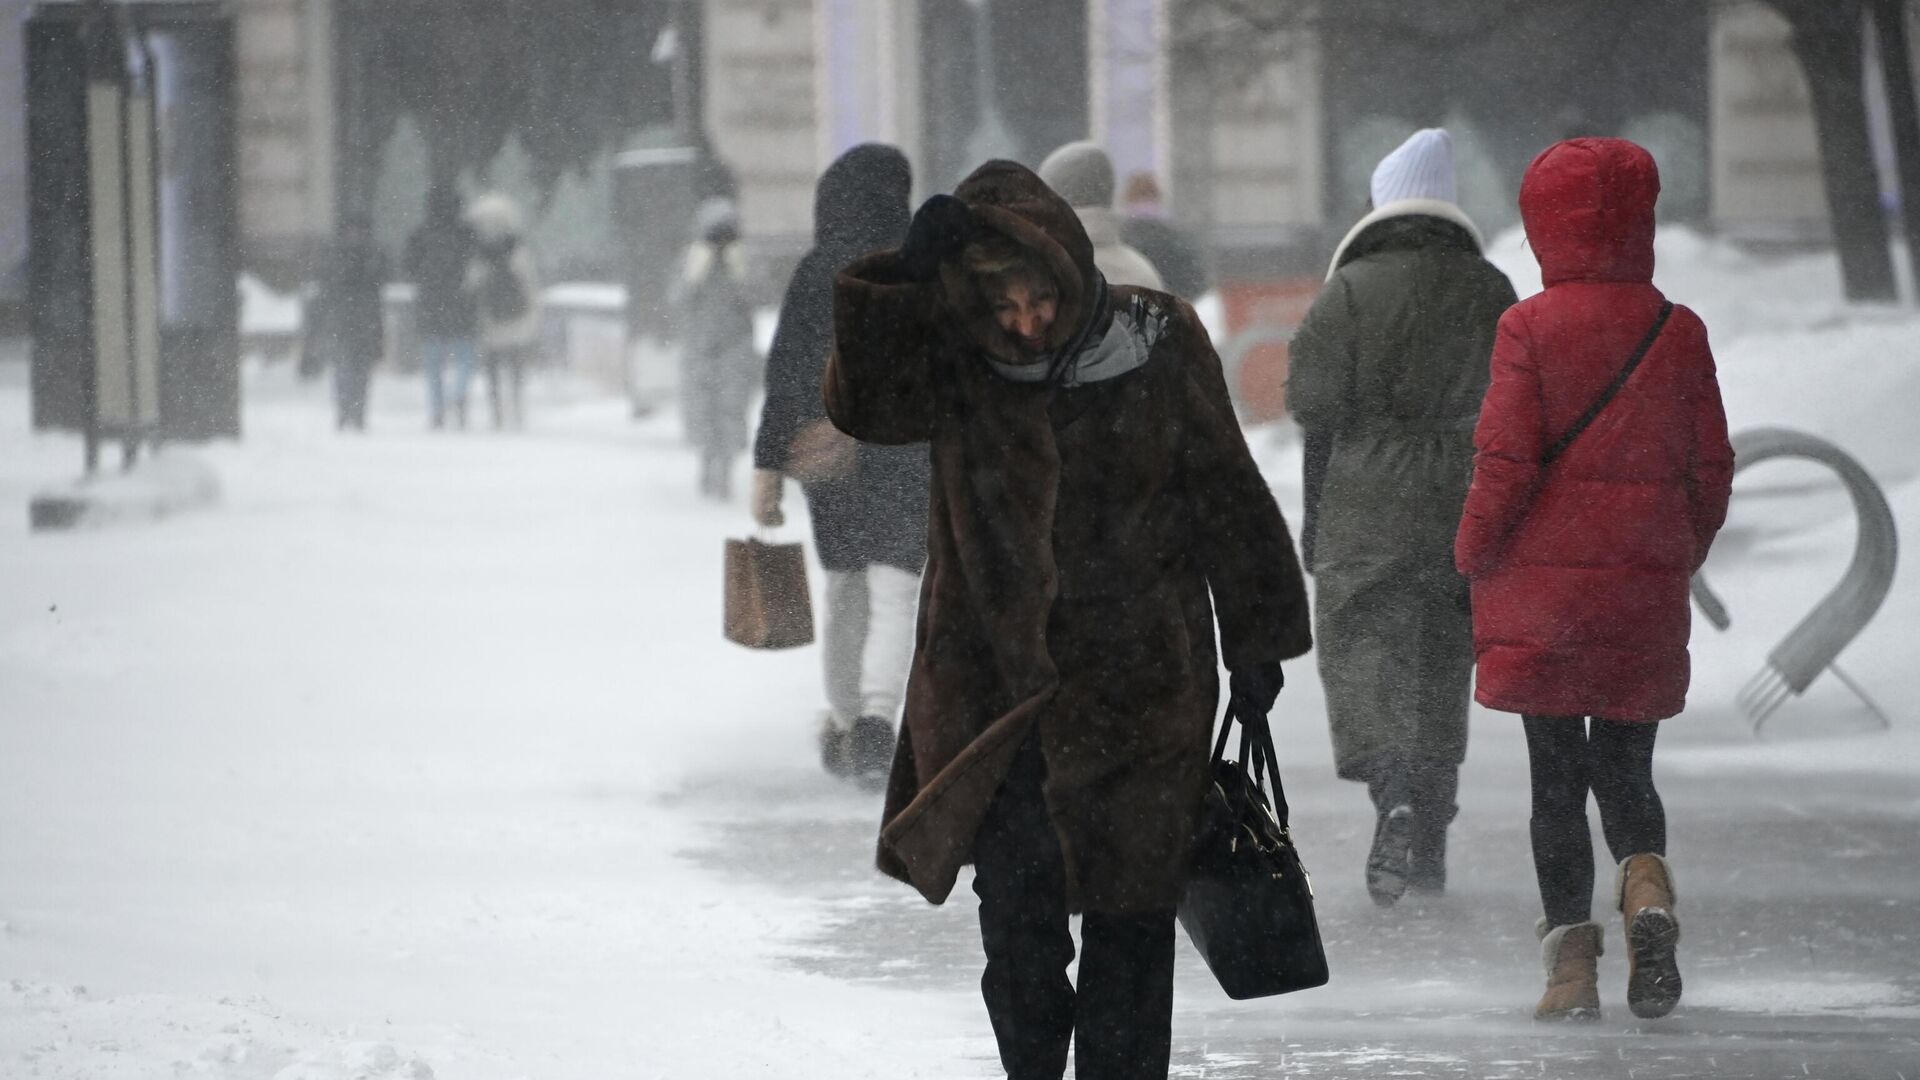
[
  {"xmin": 1370, "ymin": 128, "xmax": 1457, "ymax": 209},
  {"xmin": 813, "ymin": 143, "xmax": 912, "ymax": 258},
  {"xmin": 1519, "ymin": 137, "xmax": 1659, "ymax": 287},
  {"xmin": 467, "ymin": 193, "xmax": 525, "ymax": 243},
  {"xmin": 939, "ymin": 160, "xmax": 1100, "ymax": 360},
  {"xmin": 1037, "ymin": 141, "xmax": 1116, "ymax": 210}
]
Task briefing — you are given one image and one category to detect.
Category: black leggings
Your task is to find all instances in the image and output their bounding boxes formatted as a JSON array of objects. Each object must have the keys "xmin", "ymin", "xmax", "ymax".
[{"xmin": 1523, "ymin": 715, "xmax": 1666, "ymax": 928}]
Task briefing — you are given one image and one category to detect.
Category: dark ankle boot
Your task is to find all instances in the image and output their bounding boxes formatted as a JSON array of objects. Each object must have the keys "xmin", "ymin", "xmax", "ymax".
[
  {"xmin": 1408, "ymin": 765, "xmax": 1460, "ymax": 894},
  {"xmin": 1366, "ymin": 804, "xmax": 1415, "ymax": 907}
]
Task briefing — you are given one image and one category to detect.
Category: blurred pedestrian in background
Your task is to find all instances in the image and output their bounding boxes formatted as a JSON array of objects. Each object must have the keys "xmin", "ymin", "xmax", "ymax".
[
  {"xmin": 467, "ymin": 193, "xmax": 541, "ymax": 431},
  {"xmin": 671, "ymin": 197, "xmax": 759, "ymax": 499},
  {"xmin": 825, "ymin": 161, "xmax": 1311, "ymax": 1080},
  {"xmin": 1037, "ymin": 141, "xmax": 1164, "ymax": 291},
  {"xmin": 1118, "ymin": 172, "xmax": 1211, "ymax": 300},
  {"xmin": 312, "ymin": 216, "xmax": 388, "ymax": 431},
  {"xmin": 1288, "ymin": 128, "xmax": 1516, "ymax": 907},
  {"xmin": 750, "ymin": 144, "xmax": 929, "ymax": 785},
  {"xmin": 404, "ymin": 185, "xmax": 480, "ymax": 430},
  {"xmin": 1456, "ymin": 137, "xmax": 1733, "ymax": 1023}
]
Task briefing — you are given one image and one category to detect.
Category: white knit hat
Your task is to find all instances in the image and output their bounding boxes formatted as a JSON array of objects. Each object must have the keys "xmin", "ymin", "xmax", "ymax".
[
  {"xmin": 1038, "ymin": 141, "xmax": 1116, "ymax": 209},
  {"xmin": 1370, "ymin": 128, "xmax": 1457, "ymax": 208}
]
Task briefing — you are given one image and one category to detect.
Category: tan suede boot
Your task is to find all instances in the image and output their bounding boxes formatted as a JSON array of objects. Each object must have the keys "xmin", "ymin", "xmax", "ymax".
[
  {"xmin": 1534, "ymin": 919, "xmax": 1603, "ymax": 1021},
  {"xmin": 1617, "ymin": 853, "xmax": 1682, "ymax": 1018}
]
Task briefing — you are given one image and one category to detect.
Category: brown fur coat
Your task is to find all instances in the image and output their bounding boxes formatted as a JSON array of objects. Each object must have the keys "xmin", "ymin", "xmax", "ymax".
[{"xmin": 824, "ymin": 161, "xmax": 1311, "ymax": 914}]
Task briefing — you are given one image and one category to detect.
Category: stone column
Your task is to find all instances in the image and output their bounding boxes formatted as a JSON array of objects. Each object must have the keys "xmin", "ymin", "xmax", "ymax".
[
  {"xmin": 1088, "ymin": 0, "xmax": 1170, "ymax": 196},
  {"xmin": 1710, "ymin": 2, "xmax": 1827, "ymax": 239},
  {"xmin": 233, "ymin": 0, "xmax": 335, "ymax": 280},
  {"xmin": 816, "ymin": 0, "xmax": 923, "ymax": 181}
]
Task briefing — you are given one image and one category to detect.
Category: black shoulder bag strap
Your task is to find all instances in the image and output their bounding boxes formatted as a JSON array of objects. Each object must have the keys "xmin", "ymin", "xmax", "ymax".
[{"xmin": 1540, "ymin": 301, "xmax": 1674, "ymax": 466}]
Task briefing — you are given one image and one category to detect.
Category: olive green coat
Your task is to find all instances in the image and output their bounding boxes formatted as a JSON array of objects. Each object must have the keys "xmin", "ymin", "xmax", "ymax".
[{"xmin": 1287, "ymin": 201, "xmax": 1516, "ymax": 779}]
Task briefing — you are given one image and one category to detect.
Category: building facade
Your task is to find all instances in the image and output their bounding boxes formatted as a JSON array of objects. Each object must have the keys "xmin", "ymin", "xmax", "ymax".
[{"xmin": 0, "ymin": 0, "xmax": 1856, "ymax": 313}]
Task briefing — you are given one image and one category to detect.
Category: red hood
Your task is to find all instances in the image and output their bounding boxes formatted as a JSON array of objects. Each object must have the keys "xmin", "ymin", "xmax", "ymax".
[{"xmin": 1519, "ymin": 138, "xmax": 1660, "ymax": 287}]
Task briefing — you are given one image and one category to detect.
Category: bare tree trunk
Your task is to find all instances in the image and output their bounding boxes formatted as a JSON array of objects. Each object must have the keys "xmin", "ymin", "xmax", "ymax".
[
  {"xmin": 1873, "ymin": 0, "xmax": 1920, "ymax": 299},
  {"xmin": 1775, "ymin": 0, "xmax": 1899, "ymax": 301}
]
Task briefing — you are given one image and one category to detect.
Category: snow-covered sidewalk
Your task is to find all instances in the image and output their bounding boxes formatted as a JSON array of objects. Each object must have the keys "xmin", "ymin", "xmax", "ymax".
[{"xmin": 0, "ymin": 363, "xmax": 982, "ymax": 1079}]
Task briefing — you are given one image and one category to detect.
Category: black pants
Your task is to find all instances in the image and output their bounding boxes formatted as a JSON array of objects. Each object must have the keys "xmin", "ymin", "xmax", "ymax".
[
  {"xmin": 972, "ymin": 740, "xmax": 1176, "ymax": 1080},
  {"xmin": 1522, "ymin": 715, "xmax": 1666, "ymax": 928}
]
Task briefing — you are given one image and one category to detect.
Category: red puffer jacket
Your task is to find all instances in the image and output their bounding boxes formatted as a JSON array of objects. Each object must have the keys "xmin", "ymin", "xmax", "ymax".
[{"xmin": 1456, "ymin": 139, "xmax": 1734, "ymax": 722}]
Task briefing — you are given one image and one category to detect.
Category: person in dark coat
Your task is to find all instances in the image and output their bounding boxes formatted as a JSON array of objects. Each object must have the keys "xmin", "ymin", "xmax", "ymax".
[
  {"xmin": 825, "ymin": 160, "xmax": 1312, "ymax": 1080},
  {"xmin": 404, "ymin": 185, "xmax": 479, "ymax": 429},
  {"xmin": 750, "ymin": 144, "xmax": 930, "ymax": 783},
  {"xmin": 1456, "ymin": 138, "xmax": 1733, "ymax": 1023},
  {"xmin": 314, "ymin": 218, "xmax": 388, "ymax": 430},
  {"xmin": 1287, "ymin": 128, "xmax": 1517, "ymax": 907},
  {"xmin": 1119, "ymin": 172, "xmax": 1211, "ymax": 300}
]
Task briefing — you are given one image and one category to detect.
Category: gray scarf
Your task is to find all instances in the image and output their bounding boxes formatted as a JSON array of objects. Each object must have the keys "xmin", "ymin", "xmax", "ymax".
[{"xmin": 988, "ymin": 293, "xmax": 1170, "ymax": 388}]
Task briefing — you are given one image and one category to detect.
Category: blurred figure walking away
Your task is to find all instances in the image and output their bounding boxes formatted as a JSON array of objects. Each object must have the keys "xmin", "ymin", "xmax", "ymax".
[
  {"xmin": 404, "ymin": 185, "xmax": 479, "ymax": 429},
  {"xmin": 1118, "ymin": 172, "xmax": 1211, "ymax": 300},
  {"xmin": 313, "ymin": 217, "xmax": 388, "ymax": 431},
  {"xmin": 1037, "ymin": 141, "xmax": 1164, "ymax": 290},
  {"xmin": 467, "ymin": 194, "xmax": 541, "ymax": 431},
  {"xmin": 1288, "ymin": 128, "xmax": 1516, "ymax": 907},
  {"xmin": 1456, "ymin": 138, "xmax": 1733, "ymax": 1023},
  {"xmin": 825, "ymin": 161, "xmax": 1311, "ymax": 1080},
  {"xmin": 750, "ymin": 144, "xmax": 929, "ymax": 785},
  {"xmin": 672, "ymin": 197, "xmax": 759, "ymax": 499}
]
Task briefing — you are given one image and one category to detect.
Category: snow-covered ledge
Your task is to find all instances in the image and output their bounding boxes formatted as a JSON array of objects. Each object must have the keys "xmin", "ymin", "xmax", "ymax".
[{"xmin": 29, "ymin": 452, "xmax": 221, "ymax": 531}]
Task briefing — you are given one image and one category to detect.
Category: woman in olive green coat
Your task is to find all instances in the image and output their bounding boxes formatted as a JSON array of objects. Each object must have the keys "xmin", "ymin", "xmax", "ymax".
[{"xmin": 1287, "ymin": 129, "xmax": 1516, "ymax": 906}]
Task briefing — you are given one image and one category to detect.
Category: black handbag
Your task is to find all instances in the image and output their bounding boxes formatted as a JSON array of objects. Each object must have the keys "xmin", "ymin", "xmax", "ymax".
[{"xmin": 1178, "ymin": 702, "xmax": 1330, "ymax": 1000}]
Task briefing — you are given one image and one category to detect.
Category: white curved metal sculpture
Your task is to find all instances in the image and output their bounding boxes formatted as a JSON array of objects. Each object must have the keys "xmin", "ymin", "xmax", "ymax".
[{"xmin": 1690, "ymin": 427, "xmax": 1899, "ymax": 733}]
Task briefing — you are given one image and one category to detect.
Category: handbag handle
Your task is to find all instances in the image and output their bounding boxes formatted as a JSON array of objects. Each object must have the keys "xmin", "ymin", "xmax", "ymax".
[{"xmin": 1211, "ymin": 701, "xmax": 1292, "ymax": 829}]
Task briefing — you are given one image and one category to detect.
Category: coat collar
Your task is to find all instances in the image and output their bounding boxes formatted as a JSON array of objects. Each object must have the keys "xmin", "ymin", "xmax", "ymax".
[
  {"xmin": 1075, "ymin": 205, "xmax": 1123, "ymax": 248},
  {"xmin": 1325, "ymin": 199, "xmax": 1483, "ymax": 281}
]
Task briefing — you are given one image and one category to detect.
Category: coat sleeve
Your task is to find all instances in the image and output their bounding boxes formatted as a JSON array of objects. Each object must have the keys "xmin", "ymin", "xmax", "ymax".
[
  {"xmin": 1284, "ymin": 273, "xmax": 1356, "ymax": 435},
  {"xmin": 1455, "ymin": 308, "xmax": 1543, "ymax": 577},
  {"xmin": 822, "ymin": 251, "xmax": 939, "ymax": 446},
  {"xmin": 1682, "ymin": 310, "xmax": 1735, "ymax": 570},
  {"xmin": 1285, "ymin": 273, "xmax": 1358, "ymax": 574},
  {"xmin": 1176, "ymin": 305, "xmax": 1314, "ymax": 669},
  {"xmin": 752, "ymin": 260, "xmax": 831, "ymax": 471}
]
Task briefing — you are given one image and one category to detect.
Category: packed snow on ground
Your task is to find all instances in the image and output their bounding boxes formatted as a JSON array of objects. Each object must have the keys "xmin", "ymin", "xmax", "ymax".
[{"xmin": 2, "ymin": 225, "xmax": 1917, "ymax": 1078}]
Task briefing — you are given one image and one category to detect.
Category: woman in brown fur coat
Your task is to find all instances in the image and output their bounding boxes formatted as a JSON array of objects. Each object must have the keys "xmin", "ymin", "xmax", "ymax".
[{"xmin": 825, "ymin": 160, "xmax": 1312, "ymax": 1080}]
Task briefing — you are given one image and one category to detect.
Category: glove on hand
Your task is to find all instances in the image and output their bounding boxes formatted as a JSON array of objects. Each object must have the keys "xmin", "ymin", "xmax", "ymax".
[
  {"xmin": 898, "ymin": 194, "xmax": 977, "ymax": 281},
  {"xmin": 1228, "ymin": 662, "xmax": 1285, "ymax": 721}
]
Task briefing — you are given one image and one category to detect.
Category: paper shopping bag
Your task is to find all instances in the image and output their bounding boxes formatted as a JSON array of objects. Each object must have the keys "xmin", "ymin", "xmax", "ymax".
[{"xmin": 724, "ymin": 537, "xmax": 815, "ymax": 649}]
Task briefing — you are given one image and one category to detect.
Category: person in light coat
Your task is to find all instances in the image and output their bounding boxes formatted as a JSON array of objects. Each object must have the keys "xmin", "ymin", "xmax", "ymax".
[
  {"xmin": 466, "ymin": 194, "xmax": 541, "ymax": 430},
  {"xmin": 671, "ymin": 197, "xmax": 760, "ymax": 499},
  {"xmin": 1037, "ymin": 141, "xmax": 1165, "ymax": 292}
]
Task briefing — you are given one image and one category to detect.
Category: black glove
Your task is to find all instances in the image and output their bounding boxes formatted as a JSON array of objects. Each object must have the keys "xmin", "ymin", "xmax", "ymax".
[
  {"xmin": 1229, "ymin": 662, "xmax": 1285, "ymax": 721},
  {"xmin": 898, "ymin": 194, "xmax": 977, "ymax": 280}
]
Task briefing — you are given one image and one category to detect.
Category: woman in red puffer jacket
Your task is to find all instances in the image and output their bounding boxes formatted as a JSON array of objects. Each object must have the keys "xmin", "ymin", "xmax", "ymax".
[{"xmin": 1456, "ymin": 138, "xmax": 1734, "ymax": 1024}]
